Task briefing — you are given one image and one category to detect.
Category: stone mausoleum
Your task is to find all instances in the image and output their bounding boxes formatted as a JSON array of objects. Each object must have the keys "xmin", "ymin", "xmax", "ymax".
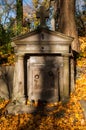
[{"xmin": 11, "ymin": 28, "xmax": 73, "ymax": 104}]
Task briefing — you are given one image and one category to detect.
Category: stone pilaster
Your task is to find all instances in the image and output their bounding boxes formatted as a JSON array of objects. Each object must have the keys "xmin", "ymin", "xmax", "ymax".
[
  {"xmin": 6, "ymin": 54, "xmax": 32, "ymax": 114},
  {"xmin": 63, "ymin": 56, "xmax": 69, "ymax": 100},
  {"xmin": 12, "ymin": 54, "xmax": 25, "ymax": 104}
]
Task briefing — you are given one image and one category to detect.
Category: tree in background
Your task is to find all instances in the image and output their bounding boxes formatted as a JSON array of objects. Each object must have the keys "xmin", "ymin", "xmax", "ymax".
[
  {"xmin": 58, "ymin": 0, "xmax": 80, "ymax": 52},
  {"xmin": 0, "ymin": 0, "xmax": 16, "ymax": 44},
  {"xmin": 0, "ymin": 0, "xmax": 16, "ymax": 65},
  {"xmin": 16, "ymin": 0, "xmax": 23, "ymax": 34},
  {"xmin": 0, "ymin": 0, "xmax": 16, "ymax": 25},
  {"xmin": 0, "ymin": 0, "xmax": 85, "ymax": 49},
  {"xmin": 76, "ymin": 0, "xmax": 86, "ymax": 36},
  {"xmin": 0, "ymin": 24, "xmax": 10, "ymax": 46}
]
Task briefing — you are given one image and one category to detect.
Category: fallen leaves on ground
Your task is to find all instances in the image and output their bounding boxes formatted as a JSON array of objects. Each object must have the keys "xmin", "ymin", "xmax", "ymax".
[
  {"xmin": 0, "ymin": 95, "xmax": 85, "ymax": 130},
  {"xmin": 0, "ymin": 37, "xmax": 86, "ymax": 130}
]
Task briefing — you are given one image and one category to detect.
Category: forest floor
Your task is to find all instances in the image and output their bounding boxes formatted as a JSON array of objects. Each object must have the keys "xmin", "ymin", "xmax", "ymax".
[{"xmin": 0, "ymin": 37, "xmax": 86, "ymax": 130}]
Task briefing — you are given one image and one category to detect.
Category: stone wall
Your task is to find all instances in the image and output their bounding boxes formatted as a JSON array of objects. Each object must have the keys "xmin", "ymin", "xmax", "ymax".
[{"xmin": 0, "ymin": 66, "xmax": 14, "ymax": 99}]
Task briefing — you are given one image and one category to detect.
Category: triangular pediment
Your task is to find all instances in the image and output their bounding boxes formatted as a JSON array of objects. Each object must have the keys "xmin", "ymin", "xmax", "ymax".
[{"xmin": 12, "ymin": 28, "xmax": 73, "ymax": 44}]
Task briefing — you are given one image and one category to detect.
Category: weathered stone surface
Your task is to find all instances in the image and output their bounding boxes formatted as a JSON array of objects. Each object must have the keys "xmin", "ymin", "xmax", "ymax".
[
  {"xmin": 0, "ymin": 78, "xmax": 9, "ymax": 99},
  {"xmin": 0, "ymin": 66, "xmax": 14, "ymax": 99},
  {"xmin": 28, "ymin": 56, "xmax": 60, "ymax": 102},
  {"xmin": 6, "ymin": 103, "xmax": 36, "ymax": 114},
  {"xmin": 5, "ymin": 66, "xmax": 14, "ymax": 98},
  {"xmin": 76, "ymin": 66, "xmax": 86, "ymax": 79},
  {"xmin": 12, "ymin": 55, "xmax": 25, "ymax": 101},
  {"xmin": 80, "ymin": 100, "xmax": 86, "ymax": 120}
]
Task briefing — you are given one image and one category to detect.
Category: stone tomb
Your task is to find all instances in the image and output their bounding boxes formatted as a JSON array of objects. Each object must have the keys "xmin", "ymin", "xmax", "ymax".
[{"xmin": 11, "ymin": 28, "xmax": 73, "ymax": 105}]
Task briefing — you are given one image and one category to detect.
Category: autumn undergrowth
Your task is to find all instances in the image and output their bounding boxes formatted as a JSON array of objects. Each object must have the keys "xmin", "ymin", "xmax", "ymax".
[{"xmin": 0, "ymin": 37, "xmax": 86, "ymax": 130}]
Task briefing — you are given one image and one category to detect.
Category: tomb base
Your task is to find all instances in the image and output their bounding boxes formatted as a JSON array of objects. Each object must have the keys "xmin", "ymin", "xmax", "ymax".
[{"xmin": 6, "ymin": 102, "xmax": 36, "ymax": 115}]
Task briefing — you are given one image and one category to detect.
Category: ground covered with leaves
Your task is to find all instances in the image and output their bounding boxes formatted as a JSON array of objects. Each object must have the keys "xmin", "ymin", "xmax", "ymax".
[{"xmin": 0, "ymin": 37, "xmax": 86, "ymax": 130}]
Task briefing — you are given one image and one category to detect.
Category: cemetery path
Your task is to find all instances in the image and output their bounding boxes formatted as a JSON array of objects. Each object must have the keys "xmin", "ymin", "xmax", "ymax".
[{"xmin": 0, "ymin": 37, "xmax": 86, "ymax": 130}]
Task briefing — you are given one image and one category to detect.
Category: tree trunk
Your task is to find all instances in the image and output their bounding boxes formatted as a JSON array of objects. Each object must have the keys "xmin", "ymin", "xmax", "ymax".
[
  {"xmin": 16, "ymin": 0, "xmax": 23, "ymax": 34},
  {"xmin": 58, "ymin": 0, "xmax": 80, "ymax": 52}
]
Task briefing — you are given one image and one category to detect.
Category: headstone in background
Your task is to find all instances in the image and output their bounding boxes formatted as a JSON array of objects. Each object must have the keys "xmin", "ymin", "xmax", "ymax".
[{"xmin": 0, "ymin": 66, "xmax": 14, "ymax": 99}]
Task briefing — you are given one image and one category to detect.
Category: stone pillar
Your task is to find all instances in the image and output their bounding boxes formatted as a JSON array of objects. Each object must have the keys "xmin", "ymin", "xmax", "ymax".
[
  {"xmin": 63, "ymin": 56, "xmax": 69, "ymax": 100},
  {"xmin": 6, "ymin": 54, "xmax": 35, "ymax": 114},
  {"xmin": 12, "ymin": 53, "xmax": 25, "ymax": 104},
  {"xmin": 59, "ymin": 63, "xmax": 64, "ymax": 100}
]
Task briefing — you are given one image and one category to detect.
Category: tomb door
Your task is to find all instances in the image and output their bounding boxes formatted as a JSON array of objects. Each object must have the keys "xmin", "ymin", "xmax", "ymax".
[{"xmin": 27, "ymin": 56, "xmax": 60, "ymax": 102}]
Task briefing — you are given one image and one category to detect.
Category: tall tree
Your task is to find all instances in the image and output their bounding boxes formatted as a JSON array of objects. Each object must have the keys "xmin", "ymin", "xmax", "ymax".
[
  {"xmin": 58, "ymin": 0, "xmax": 80, "ymax": 52},
  {"xmin": 16, "ymin": 0, "xmax": 23, "ymax": 34},
  {"xmin": 0, "ymin": 0, "xmax": 16, "ymax": 25}
]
